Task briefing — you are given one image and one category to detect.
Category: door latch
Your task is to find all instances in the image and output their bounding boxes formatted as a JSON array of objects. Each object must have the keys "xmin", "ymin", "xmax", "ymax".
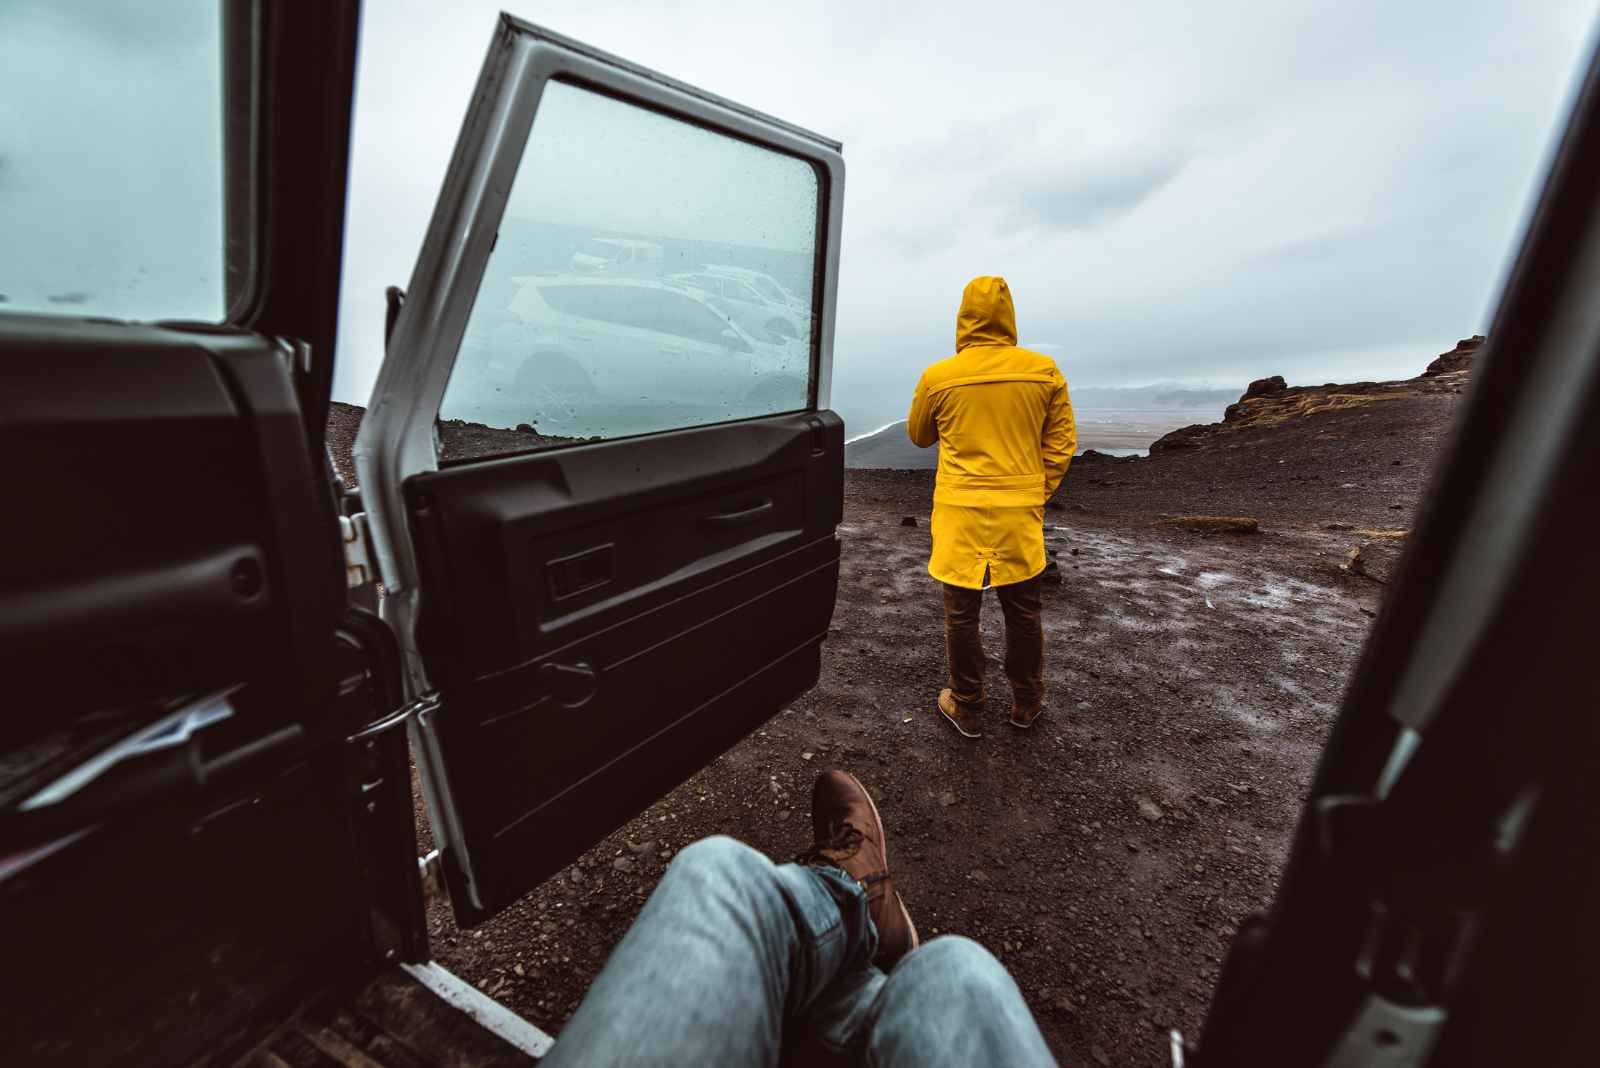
[{"xmin": 341, "ymin": 512, "xmax": 378, "ymax": 588}]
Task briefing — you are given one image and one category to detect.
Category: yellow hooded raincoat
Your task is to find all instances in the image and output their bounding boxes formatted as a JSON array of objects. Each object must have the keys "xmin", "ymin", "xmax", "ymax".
[{"xmin": 907, "ymin": 276, "xmax": 1077, "ymax": 589}]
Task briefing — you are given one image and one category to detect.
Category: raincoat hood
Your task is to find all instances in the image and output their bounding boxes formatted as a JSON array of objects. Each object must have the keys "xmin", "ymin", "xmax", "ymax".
[{"xmin": 955, "ymin": 275, "xmax": 1019, "ymax": 351}]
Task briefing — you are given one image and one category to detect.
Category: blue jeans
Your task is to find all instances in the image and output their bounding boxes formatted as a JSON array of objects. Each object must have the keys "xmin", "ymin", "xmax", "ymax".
[{"xmin": 542, "ymin": 836, "xmax": 1057, "ymax": 1066}]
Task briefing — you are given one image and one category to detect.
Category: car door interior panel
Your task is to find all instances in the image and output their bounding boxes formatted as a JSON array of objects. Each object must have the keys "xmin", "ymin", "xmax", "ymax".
[
  {"xmin": 0, "ymin": 318, "xmax": 344, "ymax": 745},
  {"xmin": 406, "ymin": 412, "xmax": 843, "ymax": 923}
]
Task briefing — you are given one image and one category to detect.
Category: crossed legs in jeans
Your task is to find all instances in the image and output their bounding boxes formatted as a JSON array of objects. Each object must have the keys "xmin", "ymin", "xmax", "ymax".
[{"xmin": 542, "ymin": 835, "xmax": 1057, "ymax": 1067}]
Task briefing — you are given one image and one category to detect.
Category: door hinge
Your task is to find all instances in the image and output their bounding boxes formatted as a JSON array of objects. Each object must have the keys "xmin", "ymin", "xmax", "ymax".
[
  {"xmin": 341, "ymin": 511, "xmax": 378, "ymax": 588},
  {"xmin": 419, "ymin": 848, "xmax": 448, "ymax": 908}
]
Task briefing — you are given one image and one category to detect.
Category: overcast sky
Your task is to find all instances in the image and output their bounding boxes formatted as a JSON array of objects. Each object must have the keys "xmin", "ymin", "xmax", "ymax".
[{"xmin": 335, "ymin": 0, "xmax": 1597, "ymax": 431}]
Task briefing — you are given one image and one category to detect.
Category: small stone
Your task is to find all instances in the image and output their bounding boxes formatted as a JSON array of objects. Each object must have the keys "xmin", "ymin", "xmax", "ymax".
[
  {"xmin": 1126, "ymin": 841, "xmax": 1140, "ymax": 852},
  {"xmin": 1053, "ymin": 994, "xmax": 1076, "ymax": 1013},
  {"xmin": 1077, "ymin": 700, "xmax": 1090, "ymax": 709},
  {"xmin": 514, "ymin": 963, "xmax": 525, "ymax": 977},
  {"xmin": 1137, "ymin": 798, "xmax": 1165, "ymax": 821},
  {"xmin": 626, "ymin": 840, "xmax": 657, "ymax": 857},
  {"xmin": 612, "ymin": 857, "xmax": 635, "ymax": 873},
  {"xmin": 777, "ymin": 810, "xmax": 791, "ymax": 821},
  {"xmin": 1199, "ymin": 795, "xmax": 1225, "ymax": 806},
  {"xmin": 801, "ymin": 752, "xmax": 814, "ymax": 761},
  {"xmin": 901, "ymin": 516, "xmax": 918, "ymax": 527},
  {"xmin": 970, "ymin": 869, "xmax": 989, "ymax": 884},
  {"xmin": 568, "ymin": 868, "xmax": 586, "ymax": 885},
  {"xmin": 1071, "ymin": 548, "xmax": 1081, "ymax": 556},
  {"xmin": 903, "ymin": 716, "xmax": 913, "ymax": 723},
  {"xmin": 939, "ymin": 791, "xmax": 958, "ymax": 808}
]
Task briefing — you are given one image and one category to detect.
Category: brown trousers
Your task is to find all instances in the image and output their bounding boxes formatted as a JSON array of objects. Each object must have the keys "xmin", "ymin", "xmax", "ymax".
[{"xmin": 942, "ymin": 575, "xmax": 1044, "ymax": 714}]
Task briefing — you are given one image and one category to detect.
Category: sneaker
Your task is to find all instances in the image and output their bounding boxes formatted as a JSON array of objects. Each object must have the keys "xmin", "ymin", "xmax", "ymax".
[
  {"xmin": 938, "ymin": 687, "xmax": 983, "ymax": 739},
  {"xmin": 1009, "ymin": 702, "xmax": 1045, "ymax": 729},
  {"xmin": 802, "ymin": 770, "xmax": 920, "ymax": 969}
]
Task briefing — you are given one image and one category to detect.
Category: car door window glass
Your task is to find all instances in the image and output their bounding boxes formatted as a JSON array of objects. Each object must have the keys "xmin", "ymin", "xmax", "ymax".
[
  {"xmin": 439, "ymin": 80, "xmax": 817, "ymax": 461},
  {"xmin": 0, "ymin": 1, "xmax": 226, "ymax": 321}
]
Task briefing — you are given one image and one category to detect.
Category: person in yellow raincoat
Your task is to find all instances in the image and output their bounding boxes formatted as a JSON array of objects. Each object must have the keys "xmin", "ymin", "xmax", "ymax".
[{"xmin": 907, "ymin": 276, "xmax": 1076, "ymax": 737}]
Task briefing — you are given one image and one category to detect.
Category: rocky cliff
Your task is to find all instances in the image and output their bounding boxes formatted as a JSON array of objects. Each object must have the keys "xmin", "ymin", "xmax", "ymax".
[{"xmin": 1150, "ymin": 336, "xmax": 1481, "ymax": 454}]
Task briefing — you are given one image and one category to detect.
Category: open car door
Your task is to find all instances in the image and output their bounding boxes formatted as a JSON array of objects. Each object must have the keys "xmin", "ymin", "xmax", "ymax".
[{"xmin": 357, "ymin": 16, "xmax": 846, "ymax": 926}]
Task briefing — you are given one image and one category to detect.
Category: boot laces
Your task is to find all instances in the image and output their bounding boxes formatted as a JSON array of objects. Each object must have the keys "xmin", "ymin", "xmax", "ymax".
[{"xmin": 797, "ymin": 819, "xmax": 866, "ymax": 867}]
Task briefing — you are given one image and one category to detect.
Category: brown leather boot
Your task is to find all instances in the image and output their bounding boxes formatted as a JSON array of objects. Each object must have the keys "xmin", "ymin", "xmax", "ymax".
[
  {"xmin": 1009, "ymin": 701, "xmax": 1045, "ymax": 729},
  {"xmin": 938, "ymin": 687, "xmax": 983, "ymax": 738},
  {"xmin": 804, "ymin": 770, "xmax": 920, "ymax": 969}
]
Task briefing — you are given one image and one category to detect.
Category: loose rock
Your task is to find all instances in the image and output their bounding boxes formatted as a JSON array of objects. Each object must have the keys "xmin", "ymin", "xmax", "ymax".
[{"xmin": 1157, "ymin": 515, "xmax": 1261, "ymax": 534}]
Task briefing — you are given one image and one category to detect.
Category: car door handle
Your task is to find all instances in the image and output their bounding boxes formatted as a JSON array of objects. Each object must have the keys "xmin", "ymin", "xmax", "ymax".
[
  {"xmin": 537, "ymin": 660, "xmax": 598, "ymax": 708},
  {"xmin": 701, "ymin": 499, "xmax": 773, "ymax": 529}
]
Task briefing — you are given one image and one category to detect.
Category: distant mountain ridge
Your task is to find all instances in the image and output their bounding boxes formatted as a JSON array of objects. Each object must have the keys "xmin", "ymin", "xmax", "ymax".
[
  {"xmin": 1068, "ymin": 384, "xmax": 1240, "ymax": 409},
  {"xmin": 845, "ymin": 415, "xmax": 1187, "ymax": 469}
]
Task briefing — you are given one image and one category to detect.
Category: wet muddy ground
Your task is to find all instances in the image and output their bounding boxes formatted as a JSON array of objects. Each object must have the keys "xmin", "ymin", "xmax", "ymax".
[{"xmin": 410, "ymin": 376, "xmax": 1463, "ymax": 1066}]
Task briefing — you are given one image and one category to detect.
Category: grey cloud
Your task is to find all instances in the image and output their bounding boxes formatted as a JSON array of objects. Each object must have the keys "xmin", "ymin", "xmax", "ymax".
[
  {"xmin": 860, "ymin": 223, "xmax": 957, "ymax": 259},
  {"xmin": 988, "ymin": 147, "xmax": 1191, "ymax": 236},
  {"xmin": 1251, "ymin": 226, "xmax": 1387, "ymax": 265}
]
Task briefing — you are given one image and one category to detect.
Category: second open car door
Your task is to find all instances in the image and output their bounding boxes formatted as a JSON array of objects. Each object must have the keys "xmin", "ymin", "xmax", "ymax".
[{"xmin": 356, "ymin": 16, "xmax": 845, "ymax": 926}]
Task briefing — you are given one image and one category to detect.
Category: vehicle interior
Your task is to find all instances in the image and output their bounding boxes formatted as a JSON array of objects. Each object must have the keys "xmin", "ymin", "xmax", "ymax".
[{"xmin": 1, "ymin": 3, "xmax": 1597, "ymax": 1067}]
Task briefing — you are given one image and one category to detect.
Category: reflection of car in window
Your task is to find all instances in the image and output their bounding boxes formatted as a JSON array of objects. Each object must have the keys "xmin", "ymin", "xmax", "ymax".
[
  {"xmin": 472, "ymin": 275, "xmax": 806, "ymax": 419},
  {"xmin": 568, "ymin": 237, "xmax": 664, "ymax": 276},
  {"xmin": 700, "ymin": 264, "xmax": 807, "ymax": 313},
  {"xmin": 668, "ymin": 272, "xmax": 806, "ymax": 342}
]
